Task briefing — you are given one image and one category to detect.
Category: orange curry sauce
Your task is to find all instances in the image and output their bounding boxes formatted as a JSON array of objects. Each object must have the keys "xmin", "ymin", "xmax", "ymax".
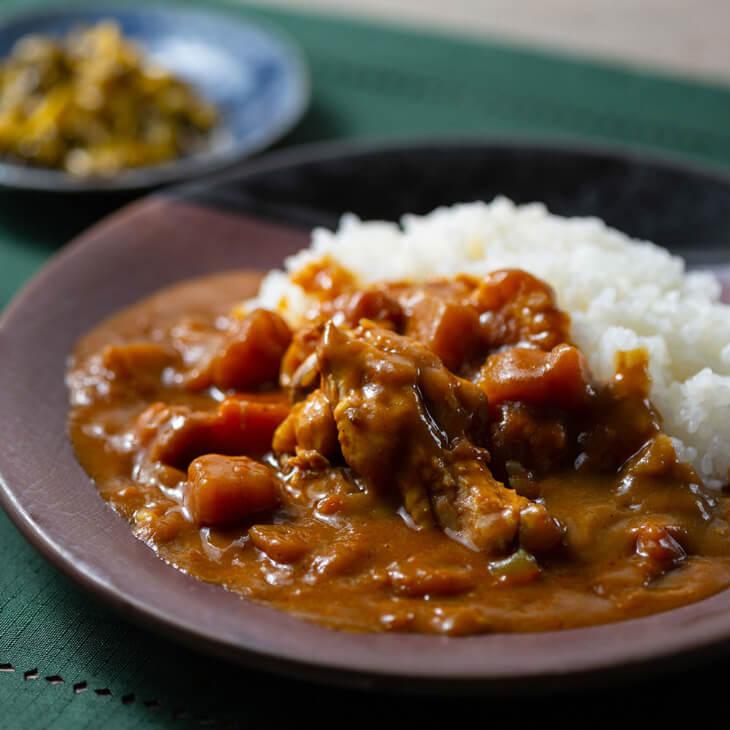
[{"xmin": 67, "ymin": 263, "xmax": 730, "ymax": 635}]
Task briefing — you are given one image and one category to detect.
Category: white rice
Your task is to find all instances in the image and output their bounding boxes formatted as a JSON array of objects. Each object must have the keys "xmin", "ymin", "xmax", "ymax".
[{"xmin": 252, "ymin": 198, "xmax": 730, "ymax": 487}]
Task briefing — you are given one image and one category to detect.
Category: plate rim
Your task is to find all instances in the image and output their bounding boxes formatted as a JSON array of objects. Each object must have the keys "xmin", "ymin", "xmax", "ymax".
[
  {"xmin": 2, "ymin": 137, "xmax": 730, "ymax": 692},
  {"xmin": 0, "ymin": 2, "xmax": 311, "ymax": 193},
  {"xmin": 170, "ymin": 131, "xmax": 730, "ymax": 202}
]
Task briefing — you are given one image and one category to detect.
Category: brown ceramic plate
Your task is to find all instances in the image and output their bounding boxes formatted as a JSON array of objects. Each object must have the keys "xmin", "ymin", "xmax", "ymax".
[{"xmin": 1, "ymin": 139, "xmax": 730, "ymax": 692}]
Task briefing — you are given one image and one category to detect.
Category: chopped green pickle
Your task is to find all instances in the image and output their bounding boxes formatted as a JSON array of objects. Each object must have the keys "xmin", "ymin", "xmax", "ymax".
[
  {"xmin": 489, "ymin": 549, "xmax": 541, "ymax": 586},
  {"xmin": 0, "ymin": 21, "xmax": 218, "ymax": 176}
]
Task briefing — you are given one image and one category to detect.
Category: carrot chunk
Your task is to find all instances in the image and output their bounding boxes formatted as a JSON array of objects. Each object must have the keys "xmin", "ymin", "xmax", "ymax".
[
  {"xmin": 478, "ymin": 344, "xmax": 593, "ymax": 410},
  {"xmin": 405, "ymin": 296, "xmax": 481, "ymax": 372},
  {"xmin": 249, "ymin": 524, "xmax": 312, "ymax": 563},
  {"xmin": 186, "ymin": 454, "xmax": 280, "ymax": 527},
  {"xmin": 202, "ymin": 309, "xmax": 291, "ymax": 391},
  {"xmin": 142, "ymin": 397, "xmax": 290, "ymax": 468},
  {"xmin": 471, "ymin": 269, "xmax": 571, "ymax": 351},
  {"xmin": 214, "ymin": 397, "xmax": 290, "ymax": 456}
]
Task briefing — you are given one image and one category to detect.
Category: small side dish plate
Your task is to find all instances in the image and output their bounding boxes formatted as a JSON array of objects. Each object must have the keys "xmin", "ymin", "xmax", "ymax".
[
  {"xmin": 1, "ymin": 139, "xmax": 730, "ymax": 691},
  {"xmin": 0, "ymin": 5, "xmax": 309, "ymax": 192}
]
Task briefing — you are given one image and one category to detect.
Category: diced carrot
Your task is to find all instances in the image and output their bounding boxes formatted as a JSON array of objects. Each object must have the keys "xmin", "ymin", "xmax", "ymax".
[
  {"xmin": 471, "ymin": 269, "xmax": 570, "ymax": 351},
  {"xmin": 101, "ymin": 342, "xmax": 176, "ymax": 382},
  {"xmin": 248, "ymin": 524, "xmax": 312, "ymax": 563},
  {"xmin": 211, "ymin": 309, "xmax": 292, "ymax": 391},
  {"xmin": 213, "ymin": 397, "xmax": 291, "ymax": 455},
  {"xmin": 478, "ymin": 344, "xmax": 593, "ymax": 410},
  {"xmin": 144, "ymin": 397, "xmax": 290, "ymax": 468},
  {"xmin": 186, "ymin": 454, "xmax": 280, "ymax": 527},
  {"xmin": 342, "ymin": 289, "xmax": 403, "ymax": 329},
  {"xmin": 387, "ymin": 560, "xmax": 476, "ymax": 597},
  {"xmin": 406, "ymin": 296, "xmax": 481, "ymax": 372}
]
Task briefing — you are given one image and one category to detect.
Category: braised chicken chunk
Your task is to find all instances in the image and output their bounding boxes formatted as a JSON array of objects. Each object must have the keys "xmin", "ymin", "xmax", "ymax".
[{"xmin": 312, "ymin": 322, "xmax": 561, "ymax": 554}]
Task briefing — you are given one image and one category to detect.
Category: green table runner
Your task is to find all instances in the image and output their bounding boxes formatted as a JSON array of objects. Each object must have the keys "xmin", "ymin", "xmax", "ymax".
[{"xmin": 3, "ymin": 1, "xmax": 730, "ymax": 726}]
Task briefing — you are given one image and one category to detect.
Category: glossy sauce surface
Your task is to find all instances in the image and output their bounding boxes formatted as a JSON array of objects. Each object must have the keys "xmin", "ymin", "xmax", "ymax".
[{"xmin": 68, "ymin": 269, "xmax": 730, "ymax": 635}]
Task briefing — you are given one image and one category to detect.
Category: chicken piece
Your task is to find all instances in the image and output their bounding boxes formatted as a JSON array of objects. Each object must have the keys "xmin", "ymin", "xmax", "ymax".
[
  {"xmin": 471, "ymin": 269, "xmax": 571, "ymax": 351},
  {"xmin": 280, "ymin": 324, "xmax": 323, "ymax": 393},
  {"xmin": 273, "ymin": 389, "xmax": 339, "ymax": 459},
  {"xmin": 317, "ymin": 322, "xmax": 561, "ymax": 554},
  {"xmin": 578, "ymin": 350, "xmax": 662, "ymax": 472},
  {"xmin": 280, "ymin": 289, "xmax": 402, "ymax": 394},
  {"xmin": 617, "ymin": 434, "xmax": 716, "ymax": 523},
  {"xmin": 137, "ymin": 397, "xmax": 289, "ymax": 469},
  {"xmin": 489, "ymin": 402, "xmax": 571, "ymax": 478}
]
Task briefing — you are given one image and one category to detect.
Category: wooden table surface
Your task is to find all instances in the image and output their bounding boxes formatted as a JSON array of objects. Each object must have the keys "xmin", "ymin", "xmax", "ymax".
[{"xmin": 264, "ymin": 0, "xmax": 730, "ymax": 83}]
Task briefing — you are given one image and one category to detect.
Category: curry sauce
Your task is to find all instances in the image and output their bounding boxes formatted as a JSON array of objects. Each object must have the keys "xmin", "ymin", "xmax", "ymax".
[{"xmin": 67, "ymin": 267, "xmax": 730, "ymax": 635}]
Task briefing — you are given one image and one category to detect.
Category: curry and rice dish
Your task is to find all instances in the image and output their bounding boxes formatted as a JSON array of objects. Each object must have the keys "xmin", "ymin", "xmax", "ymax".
[
  {"xmin": 0, "ymin": 22, "xmax": 217, "ymax": 176},
  {"xmin": 67, "ymin": 200, "xmax": 730, "ymax": 635}
]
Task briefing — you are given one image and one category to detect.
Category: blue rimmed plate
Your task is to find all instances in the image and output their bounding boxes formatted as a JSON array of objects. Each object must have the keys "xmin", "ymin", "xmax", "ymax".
[{"xmin": 0, "ymin": 5, "xmax": 309, "ymax": 192}]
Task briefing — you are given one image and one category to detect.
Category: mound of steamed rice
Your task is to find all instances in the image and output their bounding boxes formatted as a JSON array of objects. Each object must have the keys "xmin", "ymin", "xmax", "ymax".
[{"xmin": 251, "ymin": 198, "xmax": 730, "ymax": 487}]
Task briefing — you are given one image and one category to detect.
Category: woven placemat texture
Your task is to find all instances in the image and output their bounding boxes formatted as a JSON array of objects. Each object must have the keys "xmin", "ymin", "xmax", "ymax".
[{"xmin": 2, "ymin": 0, "xmax": 730, "ymax": 727}]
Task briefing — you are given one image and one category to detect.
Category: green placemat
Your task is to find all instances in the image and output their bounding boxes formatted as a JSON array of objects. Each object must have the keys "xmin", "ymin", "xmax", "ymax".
[{"xmin": 2, "ymin": 1, "xmax": 730, "ymax": 727}]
